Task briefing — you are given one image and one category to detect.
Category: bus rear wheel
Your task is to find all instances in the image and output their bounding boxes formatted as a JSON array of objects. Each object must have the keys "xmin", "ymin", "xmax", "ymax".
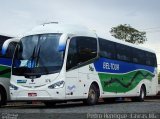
[
  {"xmin": 84, "ymin": 84, "xmax": 99, "ymax": 105},
  {"xmin": 132, "ymin": 85, "xmax": 146, "ymax": 102}
]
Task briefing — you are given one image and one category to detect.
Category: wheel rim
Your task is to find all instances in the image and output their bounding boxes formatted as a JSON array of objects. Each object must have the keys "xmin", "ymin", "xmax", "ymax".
[
  {"xmin": 89, "ymin": 89, "xmax": 96, "ymax": 102},
  {"xmin": 141, "ymin": 89, "xmax": 145, "ymax": 99}
]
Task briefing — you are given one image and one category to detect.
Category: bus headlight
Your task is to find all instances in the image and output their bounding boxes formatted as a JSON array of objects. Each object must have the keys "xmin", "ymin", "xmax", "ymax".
[
  {"xmin": 10, "ymin": 83, "xmax": 18, "ymax": 90},
  {"xmin": 48, "ymin": 81, "xmax": 65, "ymax": 89}
]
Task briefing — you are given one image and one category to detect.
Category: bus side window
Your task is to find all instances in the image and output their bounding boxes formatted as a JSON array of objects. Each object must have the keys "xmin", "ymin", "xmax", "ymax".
[
  {"xmin": 66, "ymin": 38, "xmax": 78, "ymax": 70},
  {"xmin": 99, "ymin": 38, "xmax": 115, "ymax": 59},
  {"xmin": 146, "ymin": 52, "xmax": 157, "ymax": 67},
  {"xmin": 116, "ymin": 43, "xmax": 131, "ymax": 62},
  {"xmin": 138, "ymin": 50, "xmax": 145, "ymax": 65},
  {"xmin": 146, "ymin": 52, "xmax": 152, "ymax": 66},
  {"xmin": 77, "ymin": 37, "xmax": 97, "ymax": 63},
  {"xmin": 5, "ymin": 42, "xmax": 17, "ymax": 58},
  {"xmin": 152, "ymin": 54, "xmax": 157, "ymax": 67},
  {"xmin": 132, "ymin": 48, "xmax": 146, "ymax": 65},
  {"xmin": 0, "ymin": 41, "xmax": 5, "ymax": 57},
  {"xmin": 132, "ymin": 48, "xmax": 138, "ymax": 63}
]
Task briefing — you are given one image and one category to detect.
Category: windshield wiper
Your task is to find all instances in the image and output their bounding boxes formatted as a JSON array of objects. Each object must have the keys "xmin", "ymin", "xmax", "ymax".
[
  {"xmin": 35, "ymin": 45, "xmax": 41, "ymax": 66},
  {"xmin": 36, "ymin": 45, "xmax": 50, "ymax": 74},
  {"xmin": 27, "ymin": 46, "xmax": 37, "ymax": 68},
  {"xmin": 29, "ymin": 44, "xmax": 49, "ymax": 76},
  {"xmin": 29, "ymin": 45, "xmax": 40, "ymax": 68}
]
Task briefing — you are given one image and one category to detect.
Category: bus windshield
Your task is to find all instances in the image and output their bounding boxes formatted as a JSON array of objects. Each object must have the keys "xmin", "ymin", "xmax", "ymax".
[{"xmin": 12, "ymin": 33, "xmax": 64, "ymax": 76}]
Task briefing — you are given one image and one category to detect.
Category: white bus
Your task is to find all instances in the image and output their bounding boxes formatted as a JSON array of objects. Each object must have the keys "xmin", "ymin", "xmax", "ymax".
[
  {"xmin": 0, "ymin": 38, "xmax": 18, "ymax": 107},
  {"xmin": 9, "ymin": 23, "xmax": 158, "ymax": 106}
]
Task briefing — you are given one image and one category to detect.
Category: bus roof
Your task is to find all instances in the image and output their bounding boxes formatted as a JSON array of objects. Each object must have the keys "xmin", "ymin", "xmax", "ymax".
[
  {"xmin": 22, "ymin": 23, "xmax": 155, "ymax": 54},
  {"xmin": 0, "ymin": 33, "xmax": 15, "ymax": 38},
  {"xmin": 23, "ymin": 23, "xmax": 96, "ymax": 38}
]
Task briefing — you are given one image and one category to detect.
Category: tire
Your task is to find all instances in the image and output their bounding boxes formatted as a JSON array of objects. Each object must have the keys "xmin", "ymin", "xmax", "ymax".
[
  {"xmin": 0, "ymin": 88, "xmax": 7, "ymax": 107},
  {"xmin": 84, "ymin": 84, "xmax": 99, "ymax": 105},
  {"xmin": 44, "ymin": 102, "xmax": 56, "ymax": 107},
  {"xmin": 132, "ymin": 86, "xmax": 146, "ymax": 102}
]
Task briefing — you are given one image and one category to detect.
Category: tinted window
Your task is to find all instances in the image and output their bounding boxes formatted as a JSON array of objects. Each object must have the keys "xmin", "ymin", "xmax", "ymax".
[
  {"xmin": 0, "ymin": 41, "xmax": 5, "ymax": 57},
  {"xmin": 99, "ymin": 38, "xmax": 157, "ymax": 67},
  {"xmin": 0, "ymin": 44, "xmax": 2, "ymax": 57},
  {"xmin": 5, "ymin": 42, "xmax": 17, "ymax": 58},
  {"xmin": 152, "ymin": 54, "xmax": 157, "ymax": 67},
  {"xmin": 99, "ymin": 38, "xmax": 116, "ymax": 59},
  {"xmin": 1, "ymin": 41, "xmax": 17, "ymax": 58},
  {"xmin": 12, "ymin": 34, "xmax": 64, "ymax": 76},
  {"xmin": 66, "ymin": 37, "xmax": 97, "ymax": 70},
  {"xmin": 132, "ymin": 48, "xmax": 139, "ymax": 63},
  {"xmin": 132, "ymin": 48, "xmax": 145, "ymax": 64},
  {"xmin": 77, "ymin": 37, "xmax": 97, "ymax": 63},
  {"xmin": 66, "ymin": 38, "xmax": 78, "ymax": 70},
  {"xmin": 116, "ymin": 43, "xmax": 131, "ymax": 62},
  {"xmin": 138, "ymin": 50, "xmax": 145, "ymax": 64},
  {"xmin": 132, "ymin": 48, "xmax": 157, "ymax": 67},
  {"xmin": 145, "ymin": 52, "xmax": 157, "ymax": 67}
]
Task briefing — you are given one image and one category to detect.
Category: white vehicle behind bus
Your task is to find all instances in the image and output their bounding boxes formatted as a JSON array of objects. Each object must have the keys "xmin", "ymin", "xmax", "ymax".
[
  {"xmin": 10, "ymin": 23, "xmax": 158, "ymax": 106},
  {"xmin": 0, "ymin": 38, "xmax": 18, "ymax": 107}
]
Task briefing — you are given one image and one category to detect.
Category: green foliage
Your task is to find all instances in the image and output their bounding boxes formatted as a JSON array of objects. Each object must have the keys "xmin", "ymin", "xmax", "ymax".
[{"xmin": 110, "ymin": 24, "xmax": 147, "ymax": 44}]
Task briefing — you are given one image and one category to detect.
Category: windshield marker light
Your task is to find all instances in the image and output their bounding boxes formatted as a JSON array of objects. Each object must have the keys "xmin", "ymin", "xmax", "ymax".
[
  {"xmin": 58, "ymin": 34, "xmax": 68, "ymax": 51},
  {"xmin": 1, "ymin": 45, "xmax": 7, "ymax": 55},
  {"xmin": 48, "ymin": 81, "xmax": 65, "ymax": 89}
]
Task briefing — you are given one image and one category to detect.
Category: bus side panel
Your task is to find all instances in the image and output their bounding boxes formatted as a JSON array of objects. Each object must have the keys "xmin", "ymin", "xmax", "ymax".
[
  {"xmin": 93, "ymin": 58, "xmax": 156, "ymax": 97},
  {"xmin": 150, "ymin": 69, "xmax": 158, "ymax": 96},
  {"xmin": 78, "ymin": 63, "xmax": 103, "ymax": 98}
]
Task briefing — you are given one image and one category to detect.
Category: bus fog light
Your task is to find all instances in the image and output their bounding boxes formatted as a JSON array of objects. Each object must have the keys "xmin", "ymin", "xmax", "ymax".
[
  {"xmin": 48, "ymin": 81, "xmax": 65, "ymax": 89},
  {"xmin": 10, "ymin": 83, "xmax": 18, "ymax": 90}
]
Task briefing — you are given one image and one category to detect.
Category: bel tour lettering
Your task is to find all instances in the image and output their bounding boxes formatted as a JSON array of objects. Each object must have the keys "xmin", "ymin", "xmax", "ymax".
[{"xmin": 103, "ymin": 62, "xmax": 120, "ymax": 71}]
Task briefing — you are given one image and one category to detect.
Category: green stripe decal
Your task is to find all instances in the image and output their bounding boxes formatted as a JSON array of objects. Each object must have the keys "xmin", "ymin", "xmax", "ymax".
[
  {"xmin": 98, "ymin": 70, "xmax": 154, "ymax": 93},
  {"xmin": 0, "ymin": 66, "xmax": 11, "ymax": 78}
]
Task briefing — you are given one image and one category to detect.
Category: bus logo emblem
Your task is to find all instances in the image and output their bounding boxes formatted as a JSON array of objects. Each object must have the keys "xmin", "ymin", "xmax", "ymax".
[{"xmin": 89, "ymin": 65, "xmax": 94, "ymax": 71}]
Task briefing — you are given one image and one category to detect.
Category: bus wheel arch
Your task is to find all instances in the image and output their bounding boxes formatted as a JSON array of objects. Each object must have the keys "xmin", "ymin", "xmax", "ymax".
[
  {"xmin": 0, "ymin": 85, "xmax": 7, "ymax": 107},
  {"xmin": 132, "ymin": 84, "xmax": 146, "ymax": 102},
  {"xmin": 84, "ymin": 81, "xmax": 100, "ymax": 105}
]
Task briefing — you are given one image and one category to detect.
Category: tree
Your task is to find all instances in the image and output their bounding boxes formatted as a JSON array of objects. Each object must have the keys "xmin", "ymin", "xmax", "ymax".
[
  {"xmin": 158, "ymin": 72, "xmax": 160, "ymax": 81},
  {"xmin": 110, "ymin": 24, "xmax": 147, "ymax": 44}
]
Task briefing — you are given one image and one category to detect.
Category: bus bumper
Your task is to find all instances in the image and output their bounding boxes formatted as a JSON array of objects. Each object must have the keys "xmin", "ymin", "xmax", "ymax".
[{"xmin": 10, "ymin": 88, "xmax": 65, "ymax": 101}]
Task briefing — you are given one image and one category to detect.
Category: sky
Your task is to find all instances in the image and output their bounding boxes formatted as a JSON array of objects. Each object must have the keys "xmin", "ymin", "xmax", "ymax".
[{"xmin": 0, "ymin": 0, "xmax": 160, "ymax": 70}]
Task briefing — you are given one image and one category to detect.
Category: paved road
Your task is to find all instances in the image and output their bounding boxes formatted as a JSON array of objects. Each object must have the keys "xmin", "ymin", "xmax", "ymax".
[{"xmin": 0, "ymin": 99, "xmax": 160, "ymax": 119}]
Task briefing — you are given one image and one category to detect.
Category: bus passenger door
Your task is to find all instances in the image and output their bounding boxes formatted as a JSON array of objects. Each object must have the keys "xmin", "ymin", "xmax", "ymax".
[
  {"xmin": 65, "ymin": 38, "xmax": 80, "ymax": 99},
  {"xmin": 66, "ymin": 69, "xmax": 79, "ymax": 99}
]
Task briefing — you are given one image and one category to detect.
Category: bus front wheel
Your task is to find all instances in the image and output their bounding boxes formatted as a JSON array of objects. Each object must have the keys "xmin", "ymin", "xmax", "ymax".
[
  {"xmin": 0, "ymin": 87, "xmax": 7, "ymax": 107},
  {"xmin": 84, "ymin": 84, "xmax": 99, "ymax": 105}
]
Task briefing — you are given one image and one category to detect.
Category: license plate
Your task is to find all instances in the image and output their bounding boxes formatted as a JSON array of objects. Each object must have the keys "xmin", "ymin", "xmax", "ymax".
[{"xmin": 28, "ymin": 93, "xmax": 37, "ymax": 97}]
